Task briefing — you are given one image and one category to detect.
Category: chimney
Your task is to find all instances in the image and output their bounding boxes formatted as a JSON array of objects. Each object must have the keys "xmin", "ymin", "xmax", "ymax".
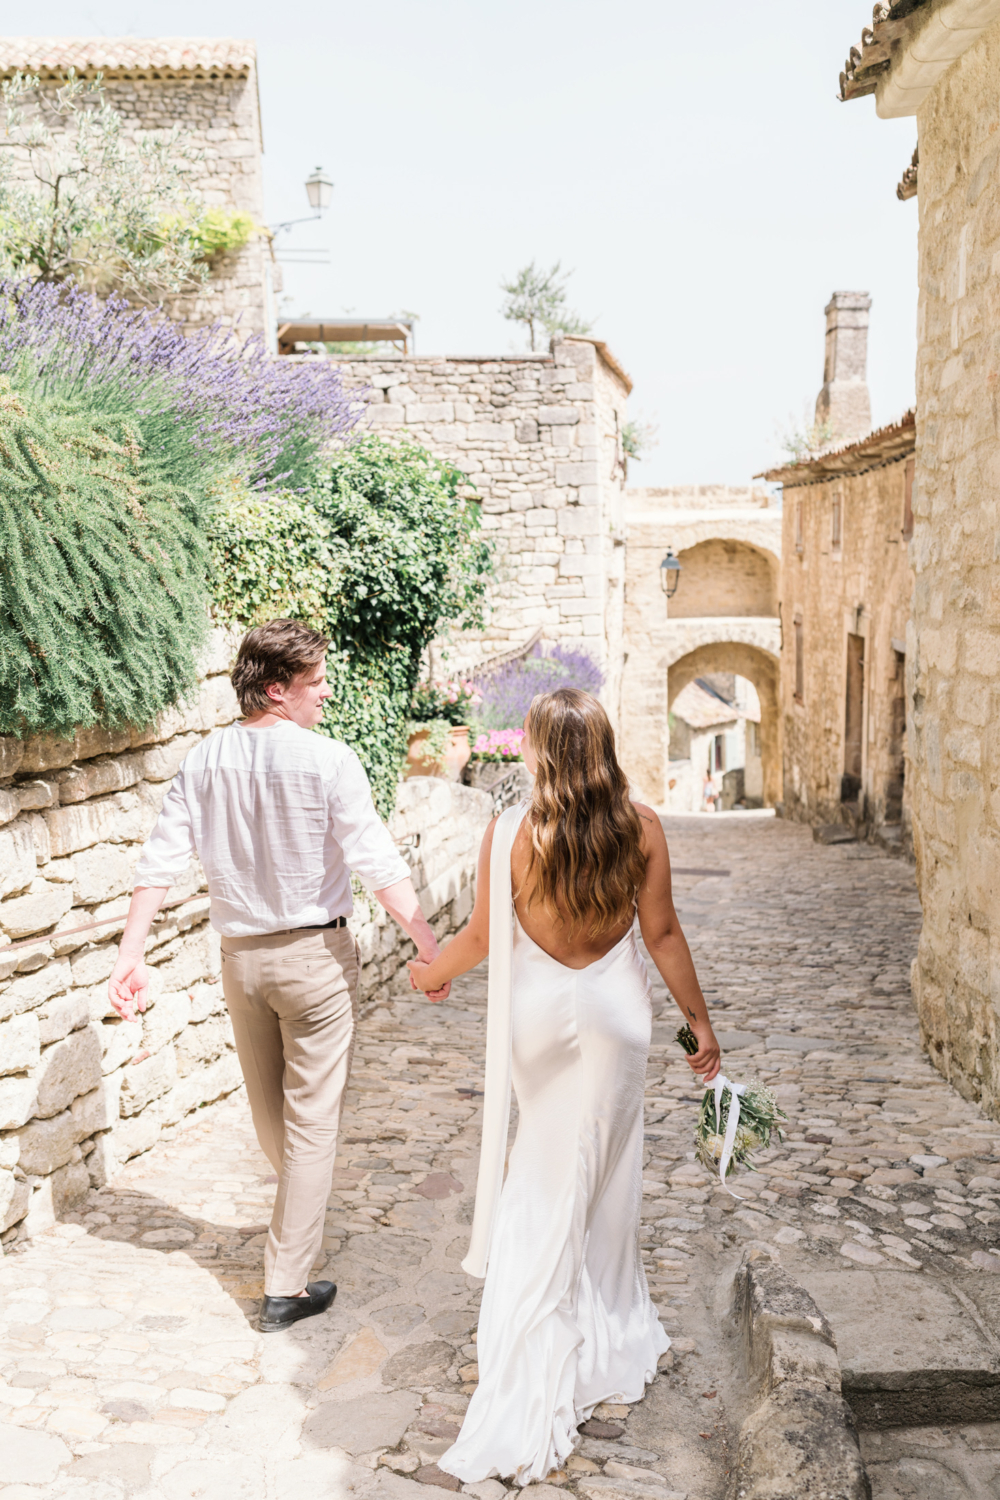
[{"xmin": 814, "ymin": 291, "xmax": 872, "ymax": 444}]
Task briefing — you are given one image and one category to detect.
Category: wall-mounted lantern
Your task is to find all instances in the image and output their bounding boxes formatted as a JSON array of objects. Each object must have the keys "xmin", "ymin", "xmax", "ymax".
[
  {"xmin": 660, "ymin": 549, "xmax": 682, "ymax": 600},
  {"xmin": 305, "ymin": 166, "xmax": 334, "ymax": 213},
  {"xmin": 270, "ymin": 167, "xmax": 335, "ymax": 237}
]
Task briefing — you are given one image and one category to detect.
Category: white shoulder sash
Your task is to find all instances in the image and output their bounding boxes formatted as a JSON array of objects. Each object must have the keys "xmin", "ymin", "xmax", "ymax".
[{"xmin": 461, "ymin": 800, "xmax": 527, "ymax": 1278}]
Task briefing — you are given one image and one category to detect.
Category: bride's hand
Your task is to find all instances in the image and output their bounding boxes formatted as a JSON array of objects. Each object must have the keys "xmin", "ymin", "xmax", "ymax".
[
  {"xmin": 686, "ymin": 1020, "xmax": 721, "ymax": 1082},
  {"xmin": 408, "ymin": 959, "xmax": 450, "ymax": 1003}
]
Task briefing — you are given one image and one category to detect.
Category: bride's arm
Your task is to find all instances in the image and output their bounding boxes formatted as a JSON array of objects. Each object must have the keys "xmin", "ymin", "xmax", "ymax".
[
  {"xmin": 407, "ymin": 817, "xmax": 495, "ymax": 996},
  {"xmin": 635, "ymin": 804, "xmax": 721, "ymax": 1082}
]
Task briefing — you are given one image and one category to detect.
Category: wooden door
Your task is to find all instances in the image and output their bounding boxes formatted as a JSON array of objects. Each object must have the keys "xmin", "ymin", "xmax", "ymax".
[{"xmin": 842, "ymin": 632, "xmax": 865, "ymax": 801}]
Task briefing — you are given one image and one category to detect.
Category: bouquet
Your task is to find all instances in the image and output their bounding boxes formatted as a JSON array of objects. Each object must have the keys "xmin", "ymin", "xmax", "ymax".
[{"xmin": 675, "ymin": 1024, "xmax": 785, "ymax": 1180}]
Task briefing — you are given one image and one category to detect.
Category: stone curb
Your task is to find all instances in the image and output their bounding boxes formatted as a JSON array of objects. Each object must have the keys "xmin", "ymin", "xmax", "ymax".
[{"xmin": 727, "ymin": 1247, "xmax": 871, "ymax": 1500}]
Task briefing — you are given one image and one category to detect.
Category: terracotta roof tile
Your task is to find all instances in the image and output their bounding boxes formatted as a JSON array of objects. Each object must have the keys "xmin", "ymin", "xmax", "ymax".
[
  {"xmin": 673, "ymin": 680, "xmax": 755, "ymax": 731},
  {"xmin": 836, "ymin": 2, "xmax": 928, "ymax": 103},
  {"xmin": 756, "ymin": 409, "xmax": 915, "ymax": 487},
  {"xmin": 0, "ymin": 37, "xmax": 255, "ymax": 79}
]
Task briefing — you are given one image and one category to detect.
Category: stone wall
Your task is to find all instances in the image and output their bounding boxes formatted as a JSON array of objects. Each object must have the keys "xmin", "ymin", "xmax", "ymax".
[
  {"xmin": 0, "ymin": 39, "xmax": 271, "ymax": 336},
  {"xmin": 777, "ymin": 455, "xmax": 914, "ymax": 844},
  {"xmin": 0, "ymin": 631, "xmax": 492, "ymax": 1244},
  {"xmin": 333, "ymin": 336, "xmax": 631, "ymax": 716},
  {"xmin": 908, "ymin": 22, "xmax": 1000, "ymax": 1112},
  {"xmin": 619, "ymin": 487, "xmax": 781, "ymax": 806}
]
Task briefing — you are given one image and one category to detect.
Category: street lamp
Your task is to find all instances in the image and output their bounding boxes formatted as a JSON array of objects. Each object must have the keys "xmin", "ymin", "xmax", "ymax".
[
  {"xmin": 305, "ymin": 166, "xmax": 333, "ymax": 212},
  {"xmin": 270, "ymin": 167, "xmax": 334, "ymax": 236},
  {"xmin": 660, "ymin": 549, "xmax": 682, "ymax": 600}
]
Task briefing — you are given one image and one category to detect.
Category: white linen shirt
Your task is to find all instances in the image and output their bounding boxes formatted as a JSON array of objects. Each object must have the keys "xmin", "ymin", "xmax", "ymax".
[{"xmin": 133, "ymin": 722, "xmax": 410, "ymax": 936}]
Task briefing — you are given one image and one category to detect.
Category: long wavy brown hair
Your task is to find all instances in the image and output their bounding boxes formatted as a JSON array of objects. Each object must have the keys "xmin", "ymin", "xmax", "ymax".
[{"xmin": 520, "ymin": 688, "xmax": 647, "ymax": 938}]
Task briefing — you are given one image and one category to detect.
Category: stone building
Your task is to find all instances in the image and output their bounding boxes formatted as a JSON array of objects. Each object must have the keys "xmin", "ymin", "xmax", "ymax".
[
  {"xmin": 333, "ymin": 336, "xmax": 632, "ymax": 719},
  {"xmin": 667, "ymin": 675, "xmax": 762, "ymax": 812},
  {"xmin": 763, "ymin": 410, "xmax": 915, "ymax": 846},
  {"xmin": 0, "ymin": 635, "xmax": 490, "ymax": 1244},
  {"xmin": 618, "ymin": 486, "xmax": 781, "ymax": 807},
  {"xmin": 0, "ymin": 37, "xmax": 272, "ymax": 334},
  {"xmin": 838, "ymin": 0, "xmax": 1000, "ymax": 1113}
]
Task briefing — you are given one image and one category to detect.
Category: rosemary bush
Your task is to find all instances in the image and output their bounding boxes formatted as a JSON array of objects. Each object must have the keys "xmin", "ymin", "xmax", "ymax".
[
  {"xmin": 0, "ymin": 382, "xmax": 208, "ymax": 738},
  {"xmin": 0, "ymin": 283, "xmax": 360, "ymax": 742}
]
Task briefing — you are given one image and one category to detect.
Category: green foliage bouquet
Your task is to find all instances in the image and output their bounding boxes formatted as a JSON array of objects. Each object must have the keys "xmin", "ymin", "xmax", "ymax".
[{"xmin": 675, "ymin": 1024, "xmax": 786, "ymax": 1179}]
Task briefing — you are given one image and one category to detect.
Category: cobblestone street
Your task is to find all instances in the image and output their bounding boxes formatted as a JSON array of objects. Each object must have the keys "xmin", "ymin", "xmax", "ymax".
[{"xmin": 4, "ymin": 814, "xmax": 1000, "ymax": 1499}]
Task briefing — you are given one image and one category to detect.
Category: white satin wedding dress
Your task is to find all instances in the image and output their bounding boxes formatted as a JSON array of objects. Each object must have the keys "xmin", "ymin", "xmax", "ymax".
[{"xmin": 440, "ymin": 803, "xmax": 669, "ymax": 1486}]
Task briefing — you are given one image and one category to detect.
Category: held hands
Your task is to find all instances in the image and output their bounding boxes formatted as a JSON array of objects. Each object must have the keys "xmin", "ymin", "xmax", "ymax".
[
  {"xmin": 108, "ymin": 954, "xmax": 151, "ymax": 1024},
  {"xmin": 686, "ymin": 1018, "xmax": 722, "ymax": 1083},
  {"xmin": 408, "ymin": 946, "xmax": 450, "ymax": 1003}
]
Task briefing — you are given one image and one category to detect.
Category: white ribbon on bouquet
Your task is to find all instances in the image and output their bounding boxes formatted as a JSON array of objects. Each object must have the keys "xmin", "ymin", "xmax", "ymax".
[{"xmin": 709, "ymin": 1072, "xmax": 747, "ymax": 1198}]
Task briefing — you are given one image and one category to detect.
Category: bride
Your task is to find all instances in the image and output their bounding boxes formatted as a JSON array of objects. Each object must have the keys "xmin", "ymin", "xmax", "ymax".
[{"xmin": 408, "ymin": 687, "xmax": 721, "ymax": 1486}]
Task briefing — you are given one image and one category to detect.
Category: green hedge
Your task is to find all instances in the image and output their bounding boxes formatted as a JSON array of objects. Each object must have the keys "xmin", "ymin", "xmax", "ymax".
[
  {"xmin": 211, "ymin": 435, "xmax": 492, "ymax": 815},
  {"xmin": 0, "ymin": 381, "xmax": 208, "ymax": 739}
]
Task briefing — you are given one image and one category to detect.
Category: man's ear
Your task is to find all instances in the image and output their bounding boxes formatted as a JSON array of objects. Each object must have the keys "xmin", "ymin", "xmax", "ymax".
[{"xmin": 264, "ymin": 680, "xmax": 285, "ymax": 703}]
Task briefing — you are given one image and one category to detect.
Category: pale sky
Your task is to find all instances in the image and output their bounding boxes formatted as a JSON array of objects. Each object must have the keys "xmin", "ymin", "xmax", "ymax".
[{"xmin": 24, "ymin": 1, "xmax": 918, "ymax": 484}]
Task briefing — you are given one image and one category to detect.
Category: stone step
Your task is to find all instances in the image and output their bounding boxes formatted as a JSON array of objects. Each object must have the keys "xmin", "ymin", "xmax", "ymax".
[{"xmin": 802, "ymin": 1270, "xmax": 1000, "ymax": 1427}]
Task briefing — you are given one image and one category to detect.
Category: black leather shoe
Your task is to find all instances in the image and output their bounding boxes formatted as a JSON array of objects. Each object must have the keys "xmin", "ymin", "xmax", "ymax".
[{"xmin": 258, "ymin": 1280, "xmax": 337, "ymax": 1333}]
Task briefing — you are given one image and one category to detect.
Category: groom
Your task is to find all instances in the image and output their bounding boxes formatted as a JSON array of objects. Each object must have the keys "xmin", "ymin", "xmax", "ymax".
[{"xmin": 108, "ymin": 619, "xmax": 448, "ymax": 1332}]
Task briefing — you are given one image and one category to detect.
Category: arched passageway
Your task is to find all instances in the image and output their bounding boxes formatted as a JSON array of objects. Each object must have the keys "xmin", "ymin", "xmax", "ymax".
[
  {"xmin": 619, "ymin": 616, "xmax": 780, "ymax": 808},
  {"xmin": 667, "ymin": 642, "xmax": 781, "ymax": 808}
]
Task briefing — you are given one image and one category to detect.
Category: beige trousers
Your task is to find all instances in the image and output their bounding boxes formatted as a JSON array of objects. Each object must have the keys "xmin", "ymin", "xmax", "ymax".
[{"xmin": 220, "ymin": 926, "xmax": 358, "ymax": 1296}]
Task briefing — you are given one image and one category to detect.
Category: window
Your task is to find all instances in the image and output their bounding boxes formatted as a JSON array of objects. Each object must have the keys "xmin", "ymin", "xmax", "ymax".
[
  {"xmin": 902, "ymin": 458, "xmax": 915, "ymax": 540},
  {"xmin": 831, "ymin": 492, "xmax": 842, "ymax": 550},
  {"xmin": 795, "ymin": 500, "xmax": 804, "ymax": 555},
  {"xmin": 794, "ymin": 615, "xmax": 804, "ymax": 702}
]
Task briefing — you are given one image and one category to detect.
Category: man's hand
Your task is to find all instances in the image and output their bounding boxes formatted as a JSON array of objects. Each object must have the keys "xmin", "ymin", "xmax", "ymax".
[
  {"xmin": 408, "ymin": 951, "xmax": 450, "ymax": 1003},
  {"xmin": 108, "ymin": 954, "xmax": 151, "ymax": 1022},
  {"xmin": 106, "ymin": 886, "xmax": 168, "ymax": 1022},
  {"xmin": 374, "ymin": 878, "xmax": 452, "ymax": 1001}
]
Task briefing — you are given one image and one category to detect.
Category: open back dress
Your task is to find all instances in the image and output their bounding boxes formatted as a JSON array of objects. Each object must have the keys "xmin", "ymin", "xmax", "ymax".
[{"xmin": 439, "ymin": 802, "xmax": 669, "ymax": 1486}]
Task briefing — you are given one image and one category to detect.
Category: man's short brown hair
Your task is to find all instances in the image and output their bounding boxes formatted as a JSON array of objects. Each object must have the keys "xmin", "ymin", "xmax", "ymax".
[{"xmin": 230, "ymin": 619, "xmax": 330, "ymax": 717}]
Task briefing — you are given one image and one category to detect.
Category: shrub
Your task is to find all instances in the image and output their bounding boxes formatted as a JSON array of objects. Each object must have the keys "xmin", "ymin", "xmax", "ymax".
[
  {"xmin": 211, "ymin": 435, "xmax": 493, "ymax": 815},
  {"xmin": 0, "ymin": 382, "xmax": 208, "ymax": 738},
  {"xmin": 209, "ymin": 481, "xmax": 345, "ymax": 632},
  {"xmin": 474, "ymin": 643, "xmax": 604, "ymax": 731},
  {"xmin": 0, "ymin": 278, "xmax": 360, "ymax": 496},
  {"xmin": 0, "ymin": 69, "xmax": 208, "ymax": 303}
]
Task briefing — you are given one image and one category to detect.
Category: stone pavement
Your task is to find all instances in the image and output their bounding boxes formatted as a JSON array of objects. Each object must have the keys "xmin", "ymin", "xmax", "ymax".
[{"xmin": 2, "ymin": 812, "xmax": 999, "ymax": 1500}]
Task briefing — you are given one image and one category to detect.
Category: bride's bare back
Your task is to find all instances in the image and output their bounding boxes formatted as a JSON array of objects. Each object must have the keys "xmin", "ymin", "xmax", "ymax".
[{"xmin": 511, "ymin": 805, "xmax": 654, "ymax": 970}]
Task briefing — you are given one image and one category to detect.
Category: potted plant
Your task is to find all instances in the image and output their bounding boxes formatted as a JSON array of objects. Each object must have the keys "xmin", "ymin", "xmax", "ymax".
[{"xmin": 405, "ymin": 678, "xmax": 481, "ymax": 781}]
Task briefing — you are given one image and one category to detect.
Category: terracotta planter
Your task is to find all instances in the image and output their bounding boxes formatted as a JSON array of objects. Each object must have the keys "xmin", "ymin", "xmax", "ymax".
[
  {"xmin": 405, "ymin": 726, "xmax": 471, "ymax": 781},
  {"xmin": 444, "ymin": 726, "xmax": 471, "ymax": 782}
]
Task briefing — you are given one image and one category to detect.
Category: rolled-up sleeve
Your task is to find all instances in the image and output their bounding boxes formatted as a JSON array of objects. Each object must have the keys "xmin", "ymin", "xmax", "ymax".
[
  {"xmin": 329, "ymin": 750, "xmax": 410, "ymax": 890},
  {"xmin": 133, "ymin": 771, "xmax": 197, "ymax": 889}
]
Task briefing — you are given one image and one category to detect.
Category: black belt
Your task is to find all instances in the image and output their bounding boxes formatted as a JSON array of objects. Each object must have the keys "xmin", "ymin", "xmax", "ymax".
[{"xmin": 293, "ymin": 915, "xmax": 348, "ymax": 932}]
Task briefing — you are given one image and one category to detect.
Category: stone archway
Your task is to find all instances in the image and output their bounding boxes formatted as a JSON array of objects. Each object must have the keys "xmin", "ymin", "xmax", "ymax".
[
  {"xmin": 667, "ymin": 641, "xmax": 781, "ymax": 807},
  {"xmin": 669, "ymin": 539, "xmax": 779, "ymax": 619}
]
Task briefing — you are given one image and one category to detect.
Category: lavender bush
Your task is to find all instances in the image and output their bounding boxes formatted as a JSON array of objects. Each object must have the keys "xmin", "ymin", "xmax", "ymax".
[
  {"xmin": 474, "ymin": 642, "xmax": 604, "ymax": 731},
  {"xmin": 0, "ymin": 279, "xmax": 361, "ymax": 494}
]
